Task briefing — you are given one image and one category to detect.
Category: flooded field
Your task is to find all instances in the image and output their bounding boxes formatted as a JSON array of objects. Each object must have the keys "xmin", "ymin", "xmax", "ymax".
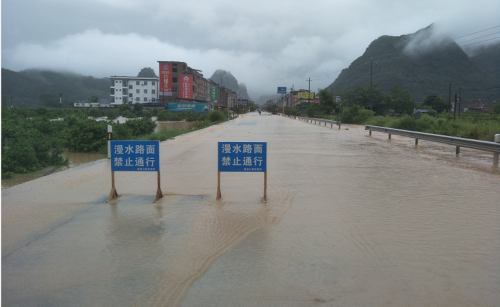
[
  {"xmin": 2, "ymin": 113, "xmax": 499, "ymax": 306},
  {"xmin": 1, "ymin": 152, "xmax": 105, "ymax": 189}
]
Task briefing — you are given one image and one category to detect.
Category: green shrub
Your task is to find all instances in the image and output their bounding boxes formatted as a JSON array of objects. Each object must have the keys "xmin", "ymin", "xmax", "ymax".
[
  {"xmin": 208, "ymin": 110, "xmax": 226, "ymax": 122},
  {"xmin": 353, "ymin": 109, "xmax": 375, "ymax": 124}
]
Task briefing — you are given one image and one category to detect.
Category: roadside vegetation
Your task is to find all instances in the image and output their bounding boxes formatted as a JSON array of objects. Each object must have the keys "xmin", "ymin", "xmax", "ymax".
[
  {"xmin": 1, "ymin": 104, "xmax": 232, "ymax": 179},
  {"xmin": 283, "ymin": 85, "xmax": 500, "ymax": 142}
]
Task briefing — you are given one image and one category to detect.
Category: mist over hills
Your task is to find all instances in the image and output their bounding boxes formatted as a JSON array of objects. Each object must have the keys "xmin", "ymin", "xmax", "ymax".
[
  {"xmin": 466, "ymin": 43, "xmax": 500, "ymax": 85},
  {"xmin": 1, "ymin": 68, "xmax": 253, "ymax": 107},
  {"xmin": 209, "ymin": 70, "xmax": 251, "ymax": 101},
  {"xmin": 1, "ymin": 68, "xmax": 110, "ymax": 107},
  {"xmin": 327, "ymin": 25, "xmax": 500, "ymax": 104}
]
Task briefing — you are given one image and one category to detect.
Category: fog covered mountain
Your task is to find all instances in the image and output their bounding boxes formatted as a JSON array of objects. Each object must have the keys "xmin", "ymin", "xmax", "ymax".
[{"xmin": 209, "ymin": 70, "xmax": 251, "ymax": 101}]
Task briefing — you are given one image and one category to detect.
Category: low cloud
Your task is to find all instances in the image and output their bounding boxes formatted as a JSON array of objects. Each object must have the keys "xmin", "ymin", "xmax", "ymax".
[
  {"xmin": 2, "ymin": 0, "xmax": 499, "ymax": 100},
  {"xmin": 3, "ymin": 29, "xmax": 350, "ymax": 99}
]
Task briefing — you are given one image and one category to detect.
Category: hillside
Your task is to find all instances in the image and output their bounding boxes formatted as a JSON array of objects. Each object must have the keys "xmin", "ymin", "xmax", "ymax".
[
  {"xmin": 467, "ymin": 43, "xmax": 500, "ymax": 85},
  {"xmin": 1, "ymin": 69, "xmax": 110, "ymax": 107},
  {"xmin": 327, "ymin": 26, "xmax": 500, "ymax": 104},
  {"xmin": 209, "ymin": 70, "xmax": 251, "ymax": 101}
]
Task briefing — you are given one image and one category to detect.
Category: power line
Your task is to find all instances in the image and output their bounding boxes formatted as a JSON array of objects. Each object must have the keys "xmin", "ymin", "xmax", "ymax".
[
  {"xmin": 453, "ymin": 25, "xmax": 500, "ymax": 40},
  {"xmin": 457, "ymin": 31, "xmax": 500, "ymax": 44},
  {"xmin": 459, "ymin": 37, "xmax": 500, "ymax": 47}
]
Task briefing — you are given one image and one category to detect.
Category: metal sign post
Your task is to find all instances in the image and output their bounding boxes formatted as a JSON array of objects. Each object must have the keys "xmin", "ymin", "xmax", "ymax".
[
  {"xmin": 107, "ymin": 125, "xmax": 112, "ymax": 159},
  {"xmin": 109, "ymin": 140, "xmax": 162, "ymax": 202},
  {"xmin": 217, "ymin": 142, "xmax": 267, "ymax": 201}
]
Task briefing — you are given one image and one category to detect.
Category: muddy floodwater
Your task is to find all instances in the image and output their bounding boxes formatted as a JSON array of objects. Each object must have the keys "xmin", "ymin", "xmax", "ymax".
[
  {"xmin": 2, "ymin": 113, "xmax": 499, "ymax": 306},
  {"xmin": 1, "ymin": 152, "xmax": 105, "ymax": 189}
]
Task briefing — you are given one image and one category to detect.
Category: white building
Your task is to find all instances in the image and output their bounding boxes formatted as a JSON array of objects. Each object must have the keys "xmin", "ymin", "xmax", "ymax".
[{"xmin": 110, "ymin": 76, "xmax": 159, "ymax": 105}]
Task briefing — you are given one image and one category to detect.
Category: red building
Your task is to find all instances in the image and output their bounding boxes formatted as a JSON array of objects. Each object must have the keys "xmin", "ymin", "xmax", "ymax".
[{"xmin": 157, "ymin": 61, "xmax": 211, "ymax": 103}]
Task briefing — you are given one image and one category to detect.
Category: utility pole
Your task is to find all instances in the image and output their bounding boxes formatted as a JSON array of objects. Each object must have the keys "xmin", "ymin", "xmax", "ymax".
[
  {"xmin": 307, "ymin": 78, "xmax": 312, "ymax": 102},
  {"xmin": 458, "ymin": 87, "xmax": 462, "ymax": 117},
  {"xmin": 448, "ymin": 83, "xmax": 451, "ymax": 113},
  {"xmin": 60, "ymin": 93, "xmax": 62, "ymax": 109},
  {"xmin": 370, "ymin": 58, "xmax": 373, "ymax": 111},
  {"xmin": 454, "ymin": 93, "xmax": 457, "ymax": 121}
]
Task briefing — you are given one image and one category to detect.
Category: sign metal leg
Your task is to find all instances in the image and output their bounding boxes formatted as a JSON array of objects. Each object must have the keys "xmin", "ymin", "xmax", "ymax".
[
  {"xmin": 155, "ymin": 171, "xmax": 163, "ymax": 202},
  {"xmin": 216, "ymin": 172, "xmax": 222, "ymax": 200},
  {"xmin": 108, "ymin": 171, "xmax": 119, "ymax": 202},
  {"xmin": 264, "ymin": 172, "xmax": 267, "ymax": 202}
]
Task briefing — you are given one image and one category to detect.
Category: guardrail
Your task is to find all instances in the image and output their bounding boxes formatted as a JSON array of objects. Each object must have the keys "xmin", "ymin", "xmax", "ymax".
[
  {"xmin": 365, "ymin": 125, "xmax": 500, "ymax": 166},
  {"xmin": 295, "ymin": 116, "xmax": 342, "ymax": 129}
]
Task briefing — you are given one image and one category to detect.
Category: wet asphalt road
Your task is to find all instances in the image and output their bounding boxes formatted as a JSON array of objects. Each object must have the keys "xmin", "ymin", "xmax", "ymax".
[{"xmin": 2, "ymin": 113, "xmax": 500, "ymax": 306}]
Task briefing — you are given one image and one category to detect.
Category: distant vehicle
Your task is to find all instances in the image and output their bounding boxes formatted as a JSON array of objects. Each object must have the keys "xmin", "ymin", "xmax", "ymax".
[{"xmin": 272, "ymin": 110, "xmax": 277, "ymax": 115}]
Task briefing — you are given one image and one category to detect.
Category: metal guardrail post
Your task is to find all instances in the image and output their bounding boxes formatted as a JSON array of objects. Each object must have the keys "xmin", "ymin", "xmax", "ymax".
[
  {"xmin": 494, "ymin": 134, "xmax": 500, "ymax": 166},
  {"xmin": 365, "ymin": 125, "xmax": 500, "ymax": 166}
]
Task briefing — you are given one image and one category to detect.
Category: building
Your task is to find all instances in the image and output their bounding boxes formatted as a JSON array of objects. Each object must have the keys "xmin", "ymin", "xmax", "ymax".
[
  {"xmin": 110, "ymin": 76, "xmax": 159, "ymax": 105},
  {"xmin": 466, "ymin": 100, "xmax": 487, "ymax": 112},
  {"xmin": 157, "ymin": 61, "xmax": 212, "ymax": 103},
  {"xmin": 218, "ymin": 86, "xmax": 237, "ymax": 109}
]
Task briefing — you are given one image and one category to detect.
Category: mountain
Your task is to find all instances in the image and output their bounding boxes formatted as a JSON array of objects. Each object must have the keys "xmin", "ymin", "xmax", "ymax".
[
  {"xmin": 256, "ymin": 94, "xmax": 278, "ymax": 106},
  {"xmin": 209, "ymin": 70, "xmax": 251, "ymax": 101},
  {"xmin": 137, "ymin": 67, "xmax": 157, "ymax": 78},
  {"xmin": 467, "ymin": 43, "xmax": 500, "ymax": 85},
  {"xmin": 1, "ymin": 68, "xmax": 110, "ymax": 107},
  {"xmin": 328, "ymin": 25, "xmax": 500, "ymax": 104}
]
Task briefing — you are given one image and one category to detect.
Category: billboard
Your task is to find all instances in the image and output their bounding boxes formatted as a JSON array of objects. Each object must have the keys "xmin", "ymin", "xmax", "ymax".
[
  {"xmin": 237, "ymin": 99, "xmax": 249, "ymax": 106},
  {"xmin": 210, "ymin": 86, "xmax": 219, "ymax": 102},
  {"xmin": 277, "ymin": 87, "xmax": 287, "ymax": 94},
  {"xmin": 167, "ymin": 102, "xmax": 210, "ymax": 113},
  {"xmin": 179, "ymin": 74, "xmax": 193, "ymax": 101},
  {"xmin": 159, "ymin": 63, "xmax": 172, "ymax": 96},
  {"xmin": 298, "ymin": 92, "xmax": 314, "ymax": 99}
]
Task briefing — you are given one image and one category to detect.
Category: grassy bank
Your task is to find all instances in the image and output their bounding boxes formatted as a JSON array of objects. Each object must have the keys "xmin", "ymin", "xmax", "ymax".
[{"xmin": 364, "ymin": 114, "xmax": 500, "ymax": 142}]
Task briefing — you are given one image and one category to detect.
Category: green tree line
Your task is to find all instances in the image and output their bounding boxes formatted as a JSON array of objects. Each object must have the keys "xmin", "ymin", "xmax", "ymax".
[
  {"xmin": 284, "ymin": 83, "xmax": 500, "ymax": 142},
  {"xmin": 2, "ymin": 105, "xmax": 231, "ymax": 178}
]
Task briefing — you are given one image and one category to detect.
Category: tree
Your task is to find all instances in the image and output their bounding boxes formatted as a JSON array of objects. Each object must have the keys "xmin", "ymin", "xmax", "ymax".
[
  {"xmin": 306, "ymin": 104, "xmax": 320, "ymax": 117},
  {"xmin": 248, "ymin": 102, "xmax": 257, "ymax": 112},
  {"xmin": 388, "ymin": 84, "xmax": 415, "ymax": 115},
  {"xmin": 133, "ymin": 102, "xmax": 144, "ymax": 113},
  {"xmin": 234, "ymin": 104, "xmax": 244, "ymax": 115},
  {"xmin": 423, "ymin": 94, "xmax": 449, "ymax": 113},
  {"xmin": 493, "ymin": 104, "xmax": 500, "ymax": 114},
  {"xmin": 39, "ymin": 94, "xmax": 59, "ymax": 108},
  {"xmin": 340, "ymin": 84, "xmax": 388, "ymax": 115},
  {"xmin": 318, "ymin": 89, "xmax": 338, "ymax": 114}
]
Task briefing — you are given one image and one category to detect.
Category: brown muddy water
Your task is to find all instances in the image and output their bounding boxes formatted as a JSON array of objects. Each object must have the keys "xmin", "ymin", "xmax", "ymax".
[
  {"xmin": 2, "ymin": 113, "xmax": 499, "ymax": 306},
  {"xmin": 1, "ymin": 152, "xmax": 106, "ymax": 189}
]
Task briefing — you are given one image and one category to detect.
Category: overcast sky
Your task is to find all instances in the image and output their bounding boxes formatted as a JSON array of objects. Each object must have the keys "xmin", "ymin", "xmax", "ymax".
[{"xmin": 2, "ymin": 0, "xmax": 499, "ymax": 100}]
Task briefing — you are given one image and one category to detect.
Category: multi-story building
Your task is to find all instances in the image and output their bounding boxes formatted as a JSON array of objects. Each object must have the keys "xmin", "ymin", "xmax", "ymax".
[
  {"xmin": 157, "ymin": 61, "xmax": 212, "ymax": 103},
  {"xmin": 218, "ymin": 86, "xmax": 238, "ymax": 109},
  {"xmin": 110, "ymin": 76, "xmax": 159, "ymax": 105}
]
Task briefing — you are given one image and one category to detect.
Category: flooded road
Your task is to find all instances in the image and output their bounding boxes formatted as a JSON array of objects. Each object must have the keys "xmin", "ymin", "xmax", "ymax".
[{"xmin": 2, "ymin": 113, "xmax": 499, "ymax": 306}]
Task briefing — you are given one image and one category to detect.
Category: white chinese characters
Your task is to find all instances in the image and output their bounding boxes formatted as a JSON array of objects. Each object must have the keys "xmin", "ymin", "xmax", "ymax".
[
  {"xmin": 219, "ymin": 142, "xmax": 266, "ymax": 171},
  {"xmin": 112, "ymin": 141, "xmax": 158, "ymax": 171}
]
